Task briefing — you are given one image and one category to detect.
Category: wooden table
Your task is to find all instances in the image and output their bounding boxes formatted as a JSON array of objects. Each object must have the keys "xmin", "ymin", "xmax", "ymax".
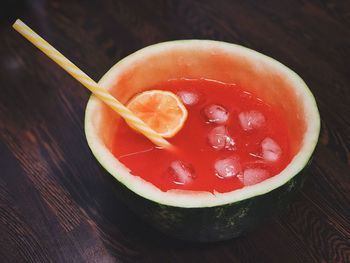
[{"xmin": 1, "ymin": 1, "xmax": 349, "ymax": 262}]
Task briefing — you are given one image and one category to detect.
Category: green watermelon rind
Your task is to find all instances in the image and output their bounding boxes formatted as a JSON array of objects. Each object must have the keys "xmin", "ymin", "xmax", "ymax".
[{"xmin": 100, "ymin": 159, "xmax": 310, "ymax": 242}]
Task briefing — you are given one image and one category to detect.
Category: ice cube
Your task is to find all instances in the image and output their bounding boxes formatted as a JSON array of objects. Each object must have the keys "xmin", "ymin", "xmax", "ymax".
[
  {"xmin": 261, "ymin": 137, "xmax": 282, "ymax": 161},
  {"xmin": 168, "ymin": 160, "xmax": 194, "ymax": 185},
  {"xmin": 238, "ymin": 111, "xmax": 265, "ymax": 131},
  {"xmin": 207, "ymin": 126, "xmax": 235, "ymax": 150},
  {"xmin": 204, "ymin": 104, "xmax": 229, "ymax": 124},
  {"xmin": 177, "ymin": 91, "xmax": 199, "ymax": 105},
  {"xmin": 241, "ymin": 168, "xmax": 269, "ymax": 186},
  {"xmin": 214, "ymin": 157, "xmax": 242, "ymax": 178}
]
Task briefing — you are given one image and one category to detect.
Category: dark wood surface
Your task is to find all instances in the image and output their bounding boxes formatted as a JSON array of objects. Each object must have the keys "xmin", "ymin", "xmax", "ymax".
[{"xmin": 1, "ymin": 0, "xmax": 350, "ymax": 262}]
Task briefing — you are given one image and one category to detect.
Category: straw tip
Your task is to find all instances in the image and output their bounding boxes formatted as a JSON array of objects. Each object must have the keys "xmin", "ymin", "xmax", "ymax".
[
  {"xmin": 163, "ymin": 143, "xmax": 177, "ymax": 152},
  {"xmin": 12, "ymin": 19, "xmax": 23, "ymax": 29}
]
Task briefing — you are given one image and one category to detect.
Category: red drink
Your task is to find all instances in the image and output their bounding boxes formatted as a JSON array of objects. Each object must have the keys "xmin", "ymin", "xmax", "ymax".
[{"xmin": 112, "ymin": 79, "xmax": 292, "ymax": 193}]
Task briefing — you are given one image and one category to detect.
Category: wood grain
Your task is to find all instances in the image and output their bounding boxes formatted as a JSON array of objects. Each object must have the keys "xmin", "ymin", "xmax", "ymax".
[{"xmin": 1, "ymin": 0, "xmax": 350, "ymax": 262}]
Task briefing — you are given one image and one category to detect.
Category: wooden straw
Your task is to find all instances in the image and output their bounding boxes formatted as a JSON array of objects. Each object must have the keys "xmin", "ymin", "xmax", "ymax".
[{"xmin": 13, "ymin": 19, "xmax": 170, "ymax": 148}]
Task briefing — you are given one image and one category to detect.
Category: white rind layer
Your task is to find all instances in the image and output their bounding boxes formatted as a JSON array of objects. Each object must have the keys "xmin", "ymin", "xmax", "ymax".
[{"xmin": 84, "ymin": 40, "xmax": 320, "ymax": 208}]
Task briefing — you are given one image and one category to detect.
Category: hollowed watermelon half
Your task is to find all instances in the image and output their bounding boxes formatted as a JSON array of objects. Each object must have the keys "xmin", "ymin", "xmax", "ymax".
[{"xmin": 85, "ymin": 40, "xmax": 320, "ymax": 242}]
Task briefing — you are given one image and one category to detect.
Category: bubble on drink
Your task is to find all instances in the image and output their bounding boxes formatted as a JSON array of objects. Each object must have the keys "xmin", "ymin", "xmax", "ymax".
[
  {"xmin": 207, "ymin": 126, "xmax": 235, "ymax": 150},
  {"xmin": 168, "ymin": 160, "xmax": 195, "ymax": 185},
  {"xmin": 239, "ymin": 168, "xmax": 269, "ymax": 186},
  {"xmin": 204, "ymin": 104, "xmax": 229, "ymax": 124},
  {"xmin": 177, "ymin": 91, "xmax": 199, "ymax": 105},
  {"xmin": 238, "ymin": 111, "xmax": 265, "ymax": 131},
  {"xmin": 214, "ymin": 157, "xmax": 242, "ymax": 178},
  {"xmin": 261, "ymin": 137, "xmax": 282, "ymax": 161}
]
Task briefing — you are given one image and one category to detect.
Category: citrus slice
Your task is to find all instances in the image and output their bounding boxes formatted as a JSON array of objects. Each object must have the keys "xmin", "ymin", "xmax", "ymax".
[{"xmin": 126, "ymin": 90, "xmax": 188, "ymax": 138}]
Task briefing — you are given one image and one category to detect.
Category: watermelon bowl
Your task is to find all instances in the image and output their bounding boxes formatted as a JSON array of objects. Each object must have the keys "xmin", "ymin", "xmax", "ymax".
[{"xmin": 84, "ymin": 40, "xmax": 320, "ymax": 242}]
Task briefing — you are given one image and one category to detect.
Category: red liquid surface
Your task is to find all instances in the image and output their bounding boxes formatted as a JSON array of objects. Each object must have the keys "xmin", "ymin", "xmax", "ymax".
[{"xmin": 112, "ymin": 79, "xmax": 292, "ymax": 193}]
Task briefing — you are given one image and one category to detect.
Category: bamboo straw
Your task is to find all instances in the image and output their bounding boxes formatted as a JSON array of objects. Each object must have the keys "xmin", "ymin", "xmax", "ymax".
[{"xmin": 13, "ymin": 19, "xmax": 170, "ymax": 148}]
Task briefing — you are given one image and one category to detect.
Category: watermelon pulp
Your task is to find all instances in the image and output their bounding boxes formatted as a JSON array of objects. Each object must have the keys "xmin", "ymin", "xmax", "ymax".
[{"xmin": 112, "ymin": 78, "xmax": 293, "ymax": 193}]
